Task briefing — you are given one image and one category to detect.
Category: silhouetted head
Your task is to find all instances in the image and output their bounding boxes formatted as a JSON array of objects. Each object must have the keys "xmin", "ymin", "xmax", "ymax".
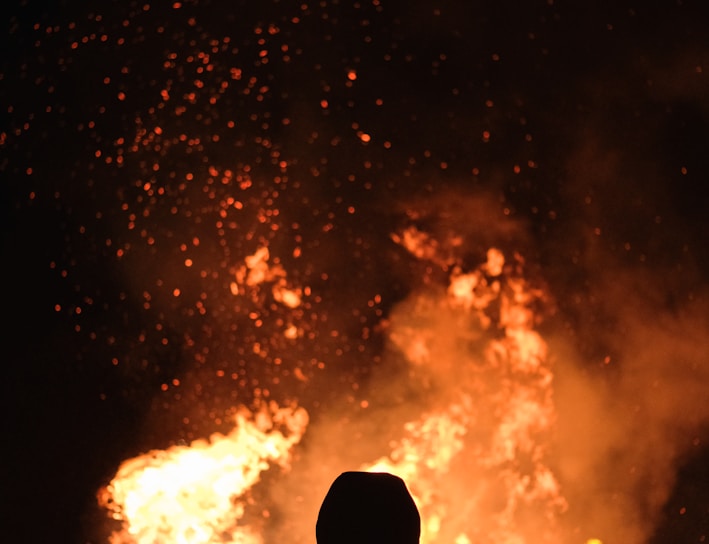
[{"xmin": 316, "ymin": 471, "xmax": 421, "ymax": 544}]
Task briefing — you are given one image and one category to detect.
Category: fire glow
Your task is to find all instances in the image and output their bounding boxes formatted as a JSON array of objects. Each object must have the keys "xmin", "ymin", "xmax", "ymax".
[{"xmin": 99, "ymin": 246, "xmax": 577, "ymax": 544}]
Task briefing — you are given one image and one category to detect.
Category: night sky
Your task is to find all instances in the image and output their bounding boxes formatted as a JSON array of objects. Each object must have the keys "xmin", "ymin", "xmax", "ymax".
[{"xmin": 3, "ymin": 1, "xmax": 708, "ymax": 543}]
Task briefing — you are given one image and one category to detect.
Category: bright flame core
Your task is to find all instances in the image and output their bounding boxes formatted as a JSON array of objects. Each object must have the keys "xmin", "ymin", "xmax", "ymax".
[{"xmin": 99, "ymin": 403, "xmax": 308, "ymax": 544}]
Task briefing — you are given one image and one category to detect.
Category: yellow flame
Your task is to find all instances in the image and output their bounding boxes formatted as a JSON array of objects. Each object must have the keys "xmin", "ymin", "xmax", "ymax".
[{"xmin": 99, "ymin": 403, "xmax": 308, "ymax": 544}]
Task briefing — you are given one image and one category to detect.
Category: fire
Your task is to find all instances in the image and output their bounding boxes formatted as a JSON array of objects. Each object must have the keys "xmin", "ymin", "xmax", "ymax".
[
  {"xmin": 364, "ymin": 244, "xmax": 567, "ymax": 543},
  {"xmin": 99, "ymin": 245, "xmax": 570, "ymax": 543},
  {"xmin": 99, "ymin": 402, "xmax": 308, "ymax": 544},
  {"xmin": 364, "ymin": 406, "xmax": 471, "ymax": 543}
]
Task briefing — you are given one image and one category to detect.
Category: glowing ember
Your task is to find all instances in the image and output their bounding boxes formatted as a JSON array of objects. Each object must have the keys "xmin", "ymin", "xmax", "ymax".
[
  {"xmin": 232, "ymin": 246, "xmax": 302, "ymax": 309},
  {"xmin": 99, "ymin": 403, "xmax": 308, "ymax": 544}
]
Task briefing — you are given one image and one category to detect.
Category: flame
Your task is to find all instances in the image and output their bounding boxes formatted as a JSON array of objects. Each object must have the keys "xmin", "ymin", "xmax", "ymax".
[
  {"xmin": 364, "ymin": 246, "xmax": 567, "ymax": 543},
  {"xmin": 364, "ymin": 405, "xmax": 471, "ymax": 543},
  {"xmin": 99, "ymin": 402, "xmax": 308, "ymax": 544},
  {"xmin": 99, "ymin": 246, "xmax": 575, "ymax": 543}
]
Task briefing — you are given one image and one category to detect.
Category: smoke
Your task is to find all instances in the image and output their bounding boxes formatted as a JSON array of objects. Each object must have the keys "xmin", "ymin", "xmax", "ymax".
[
  {"xmin": 536, "ymin": 41, "xmax": 709, "ymax": 544},
  {"xmin": 551, "ymin": 262, "xmax": 709, "ymax": 543},
  {"xmin": 265, "ymin": 176, "xmax": 709, "ymax": 544}
]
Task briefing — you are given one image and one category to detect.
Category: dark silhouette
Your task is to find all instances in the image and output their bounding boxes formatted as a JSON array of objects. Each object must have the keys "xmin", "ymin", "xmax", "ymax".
[{"xmin": 316, "ymin": 471, "xmax": 421, "ymax": 544}]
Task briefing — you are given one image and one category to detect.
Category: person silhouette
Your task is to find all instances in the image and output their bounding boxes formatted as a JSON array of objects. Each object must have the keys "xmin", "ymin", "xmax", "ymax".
[{"xmin": 316, "ymin": 471, "xmax": 421, "ymax": 544}]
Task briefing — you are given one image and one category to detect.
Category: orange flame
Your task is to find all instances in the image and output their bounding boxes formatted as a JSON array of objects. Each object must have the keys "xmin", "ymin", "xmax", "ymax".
[
  {"xmin": 100, "ymin": 245, "xmax": 572, "ymax": 543},
  {"xmin": 99, "ymin": 403, "xmax": 308, "ymax": 544},
  {"xmin": 364, "ymin": 246, "xmax": 567, "ymax": 543}
]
